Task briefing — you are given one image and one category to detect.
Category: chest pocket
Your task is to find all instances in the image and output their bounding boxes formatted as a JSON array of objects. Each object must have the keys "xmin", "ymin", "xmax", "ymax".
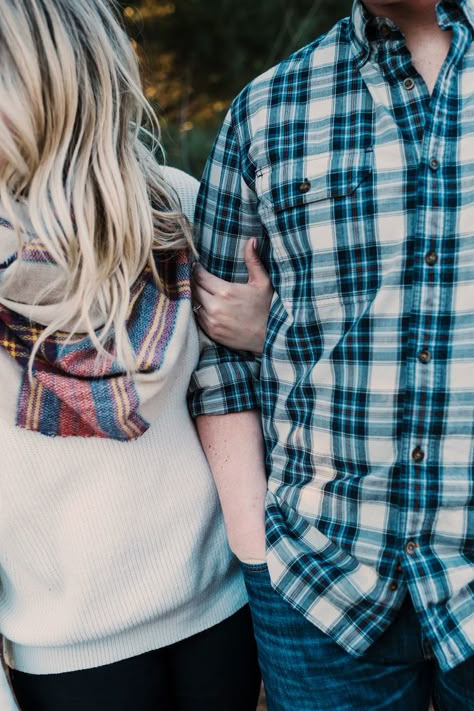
[{"xmin": 256, "ymin": 149, "xmax": 378, "ymax": 305}]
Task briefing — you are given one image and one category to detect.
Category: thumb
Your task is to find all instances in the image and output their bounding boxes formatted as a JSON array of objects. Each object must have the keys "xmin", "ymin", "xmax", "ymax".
[{"xmin": 244, "ymin": 238, "xmax": 269, "ymax": 286}]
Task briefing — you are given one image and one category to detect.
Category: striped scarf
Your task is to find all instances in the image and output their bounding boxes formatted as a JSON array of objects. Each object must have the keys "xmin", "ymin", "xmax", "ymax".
[{"xmin": 0, "ymin": 225, "xmax": 191, "ymax": 440}]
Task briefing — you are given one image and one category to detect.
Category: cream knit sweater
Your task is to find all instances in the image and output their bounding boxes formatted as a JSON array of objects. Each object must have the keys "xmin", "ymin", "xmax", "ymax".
[{"xmin": 0, "ymin": 168, "xmax": 246, "ymax": 707}]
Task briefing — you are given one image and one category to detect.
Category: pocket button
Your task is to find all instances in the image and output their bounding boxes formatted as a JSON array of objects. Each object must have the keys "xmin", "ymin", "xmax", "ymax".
[{"xmin": 298, "ymin": 180, "xmax": 311, "ymax": 194}]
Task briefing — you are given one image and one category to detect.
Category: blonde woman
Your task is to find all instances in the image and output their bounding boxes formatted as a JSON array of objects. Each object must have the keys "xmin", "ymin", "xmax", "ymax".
[{"xmin": 0, "ymin": 1, "xmax": 262, "ymax": 709}]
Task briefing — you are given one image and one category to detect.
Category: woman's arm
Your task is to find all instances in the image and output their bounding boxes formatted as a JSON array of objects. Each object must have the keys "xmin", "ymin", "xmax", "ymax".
[
  {"xmin": 196, "ymin": 410, "xmax": 267, "ymax": 562},
  {"xmin": 192, "ymin": 239, "xmax": 273, "ymax": 356}
]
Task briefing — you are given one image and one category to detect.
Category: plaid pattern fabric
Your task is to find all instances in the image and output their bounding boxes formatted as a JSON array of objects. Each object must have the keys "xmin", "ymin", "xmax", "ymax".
[
  {"xmin": 0, "ymin": 221, "xmax": 191, "ymax": 440},
  {"xmin": 189, "ymin": 0, "xmax": 474, "ymax": 671}
]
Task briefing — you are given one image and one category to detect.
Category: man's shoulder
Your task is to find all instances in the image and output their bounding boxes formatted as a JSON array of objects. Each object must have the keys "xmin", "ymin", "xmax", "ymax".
[{"xmin": 230, "ymin": 16, "xmax": 352, "ymax": 121}]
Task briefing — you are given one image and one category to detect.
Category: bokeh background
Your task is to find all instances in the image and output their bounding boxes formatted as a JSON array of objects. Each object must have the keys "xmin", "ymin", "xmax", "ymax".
[{"xmin": 118, "ymin": 0, "xmax": 353, "ymax": 178}]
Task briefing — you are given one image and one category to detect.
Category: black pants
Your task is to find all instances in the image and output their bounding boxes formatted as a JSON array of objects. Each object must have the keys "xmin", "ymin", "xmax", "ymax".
[{"xmin": 10, "ymin": 606, "xmax": 261, "ymax": 711}]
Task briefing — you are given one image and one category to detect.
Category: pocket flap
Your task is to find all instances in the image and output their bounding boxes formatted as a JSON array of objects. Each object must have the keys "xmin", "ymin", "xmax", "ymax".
[{"xmin": 256, "ymin": 148, "xmax": 372, "ymax": 213}]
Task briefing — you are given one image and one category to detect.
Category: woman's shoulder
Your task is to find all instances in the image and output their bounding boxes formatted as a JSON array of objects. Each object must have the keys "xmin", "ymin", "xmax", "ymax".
[{"xmin": 161, "ymin": 166, "xmax": 200, "ymax": 223}]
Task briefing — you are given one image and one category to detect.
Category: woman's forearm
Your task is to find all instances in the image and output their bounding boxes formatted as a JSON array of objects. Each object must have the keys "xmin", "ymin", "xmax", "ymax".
[{"xmin": 196, "ymin": 410, "xmax": 267, "ymax": 561}]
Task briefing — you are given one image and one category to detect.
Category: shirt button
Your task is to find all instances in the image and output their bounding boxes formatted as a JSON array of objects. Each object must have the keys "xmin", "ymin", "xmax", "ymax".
[
  {"xmin": 412, "ymin": 446, "xmax": 425, "ymax": 463},
  {"xmin": 389, "ymin": 582, "xmax": 398, "ymax": 592},
  {"xmin": 298, "ymin": 180, "xmax": 311, "ymax": 194},
  {"xmin": 425, "ymin": 251, "xmax": 438, "ymax": 266},
  {"xmin": 403, "ymin": 77, "xmax": 415, "ymax": 90},
  {"xmin": 405, "ymin": 541, "xmax": 418, "ymax": 555},
  {"xmin": 395, "ymin": 562, "xmax": 403, "ymax": 573},
  {"xmin": 418, "ymin": 349, "xmax": 431, "ymax": 364},
  {"xmin": 429, "ymin": 157, "xmax": 439, "ymax": 171},
  {"xmin": 381, "ymin": 23, "xmax": 391, "ymax": 38}
]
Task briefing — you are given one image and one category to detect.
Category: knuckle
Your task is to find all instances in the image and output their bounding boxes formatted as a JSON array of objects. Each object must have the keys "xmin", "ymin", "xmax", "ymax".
[
  {"xmin": 208, "ymin": 303, "xmax": 222, "ymax": 318},
  {"xmin": 219, "ymin": 286, "xmax": 232, "ymax": 300}
]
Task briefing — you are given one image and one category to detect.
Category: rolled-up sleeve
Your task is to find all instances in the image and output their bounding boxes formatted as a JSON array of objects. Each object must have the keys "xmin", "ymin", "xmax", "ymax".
[{"xmin": 188, "ymin": 104, "xmax": 264, "ymax": 417}]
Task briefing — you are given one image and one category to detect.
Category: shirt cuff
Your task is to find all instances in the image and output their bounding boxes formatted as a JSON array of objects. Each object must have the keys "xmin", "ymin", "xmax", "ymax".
[{"xmin": 188, "ymin": 359, "xmax": 261, "ymax": 417}]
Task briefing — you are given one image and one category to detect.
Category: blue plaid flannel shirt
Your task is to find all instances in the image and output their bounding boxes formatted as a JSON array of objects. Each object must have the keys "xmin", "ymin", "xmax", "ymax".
[{"xmin": 189, "ymin": 0, "xmax": 474, "ymax": 670}]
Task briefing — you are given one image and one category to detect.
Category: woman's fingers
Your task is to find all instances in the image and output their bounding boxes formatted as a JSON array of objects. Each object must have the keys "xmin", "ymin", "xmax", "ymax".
[
  {"xmin": 190, "ymin": 240, "xmax": 273, "ymax": 354},
  {"xmin": 192, "ymin": 263, "xmax": 223, "ymax": 295},
  {"xmin": 191, "ymin": 281, "xmax": 215, "ymax": 314},
  {"xmin": 193, "ymin": 238, "xmax": 270, "ymax": 293}
]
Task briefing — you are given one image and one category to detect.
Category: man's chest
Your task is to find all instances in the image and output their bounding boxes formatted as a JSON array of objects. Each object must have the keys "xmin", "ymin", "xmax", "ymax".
[{"xmin": 251, "ymin": 60, "xmax": 474, "ymax": 310}]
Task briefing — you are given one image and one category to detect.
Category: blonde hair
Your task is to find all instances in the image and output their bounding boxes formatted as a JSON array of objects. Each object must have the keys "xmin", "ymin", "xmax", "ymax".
[{"xmin": 0, "ymin": 0, "xmax": 194, "ymax": 370}]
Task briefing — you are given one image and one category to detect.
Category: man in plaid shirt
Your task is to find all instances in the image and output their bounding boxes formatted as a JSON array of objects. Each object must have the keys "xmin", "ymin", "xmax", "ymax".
[{"xmin": 189, "ymin": 1, "xmax": 474, "ymax": 708}]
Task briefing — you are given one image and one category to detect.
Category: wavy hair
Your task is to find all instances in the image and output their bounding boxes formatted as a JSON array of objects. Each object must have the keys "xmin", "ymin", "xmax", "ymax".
[{"xmin": 0, "ymin": 0, "xmax": 194, "ymax": 370}]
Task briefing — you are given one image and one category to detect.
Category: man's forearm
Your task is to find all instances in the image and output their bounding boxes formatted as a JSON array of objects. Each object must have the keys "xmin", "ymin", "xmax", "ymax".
[{"xmin": 196, "ymin": 410, "xmax": 267, "ymax": 561}]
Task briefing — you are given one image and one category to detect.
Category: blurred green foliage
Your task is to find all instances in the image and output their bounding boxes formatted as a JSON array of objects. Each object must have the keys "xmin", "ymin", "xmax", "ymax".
[{"xmin": 119, "ymin": 0, "xmax": 353, "ymax": 176}]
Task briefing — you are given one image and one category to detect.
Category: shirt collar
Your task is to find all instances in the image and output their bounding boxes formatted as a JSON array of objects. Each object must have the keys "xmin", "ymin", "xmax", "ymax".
[
  {"xmin": 440, "ymin": 0, "xmax": 474, "ymax": 31},
  {"xmin": 350, "ymin": 0, "xmax": 474, "ymax": 66},
  {"xmin": 350, "ymin": 1, "xmax": 372, "ymax": 66},
  {"xmin": 457, "ymin": 0, "xmax": 474, "ymax": 29}
]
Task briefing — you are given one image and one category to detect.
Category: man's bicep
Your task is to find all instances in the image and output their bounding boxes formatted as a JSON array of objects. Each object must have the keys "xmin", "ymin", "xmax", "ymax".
[
  {"xmin": 194, "ymin": 111, "xmax": 263, "ymax": 283},
  {"xmin": 189, "ymin": 109, "xmax": 263, "ymax": 418}
]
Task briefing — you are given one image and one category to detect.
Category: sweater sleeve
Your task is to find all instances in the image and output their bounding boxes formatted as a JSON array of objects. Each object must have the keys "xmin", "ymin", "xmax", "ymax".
[{"xmin": 161, "ymin": 166, "xmax": 200, "ymax": 224}]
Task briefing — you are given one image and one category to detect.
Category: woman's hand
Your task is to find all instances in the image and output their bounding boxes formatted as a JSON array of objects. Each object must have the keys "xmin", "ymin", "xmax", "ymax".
[{"xmin": 192, "ymin": 239, "xmax": 273, "ymax": 355}]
